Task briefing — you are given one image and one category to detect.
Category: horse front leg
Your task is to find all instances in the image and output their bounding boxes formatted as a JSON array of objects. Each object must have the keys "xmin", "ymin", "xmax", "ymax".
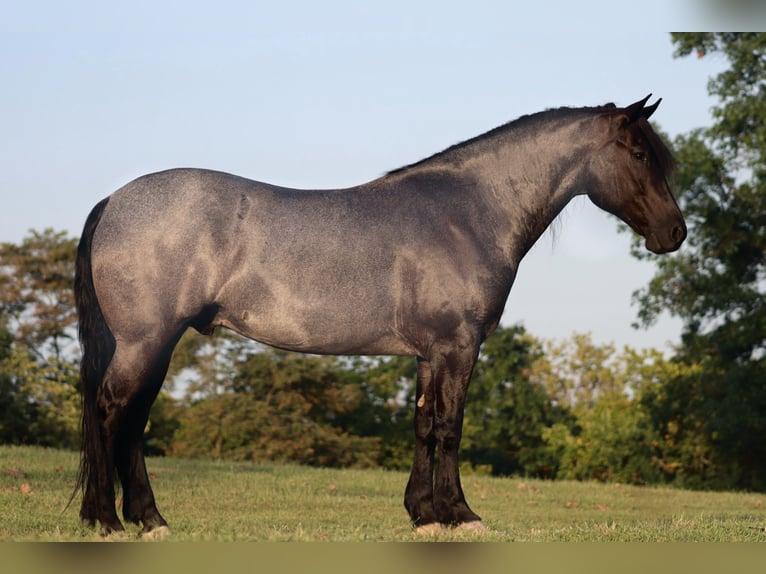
[
  {"xmin": 431, "ymin": 344, "xmax": 483, "ymax": 529},
  {"xmin": 404, "ymin": 358, "xmax": 440, "ymax": 530}
]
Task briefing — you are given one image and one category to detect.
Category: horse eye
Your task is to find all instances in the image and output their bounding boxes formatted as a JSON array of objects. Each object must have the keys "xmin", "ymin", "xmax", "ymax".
[{"xmin": 633, "ymin": 151, "xmax": 647, "ymax": 162}]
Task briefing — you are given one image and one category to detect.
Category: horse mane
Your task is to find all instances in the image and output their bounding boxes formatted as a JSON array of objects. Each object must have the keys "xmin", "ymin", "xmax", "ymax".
[
  {"xmin": 386, "ymin": 103, "xmax": 675, "ymax": 181},
  {"xmin": 386, "ymin": 104, "xmax": 617, "ymax": 176}
]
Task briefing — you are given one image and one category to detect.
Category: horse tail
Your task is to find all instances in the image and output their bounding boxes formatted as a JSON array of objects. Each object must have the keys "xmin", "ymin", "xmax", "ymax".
[{"xmin": 69, "ymin": 197, "xmax": 115, "ymax": 512}]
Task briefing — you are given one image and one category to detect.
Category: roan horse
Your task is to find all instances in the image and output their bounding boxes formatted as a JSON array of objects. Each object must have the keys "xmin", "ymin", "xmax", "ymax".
[{"xmin": 74, "ymin": 95, "xmax": 685, "ymax": 537}]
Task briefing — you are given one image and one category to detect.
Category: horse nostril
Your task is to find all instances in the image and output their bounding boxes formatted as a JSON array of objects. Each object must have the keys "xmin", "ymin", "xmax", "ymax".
[{"xmin": 671, "ymin": 225, "xmax": 686, "ymax": 244}]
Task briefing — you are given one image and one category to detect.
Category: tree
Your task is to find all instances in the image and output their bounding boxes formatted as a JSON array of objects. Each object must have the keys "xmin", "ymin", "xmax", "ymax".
[
  {"xmin": 632, "ymin": 33, "xmax": 766, "ymax": 489},
  {"xmin": 0, "ymin": 230, "xmax": 81, "ymax": 448},
  {"xmin": 0, "ymin": 342, "xmax": 80, "ymax": 448},
  {"xmin": 535, "ymin": 335, "xmax": 673, "ymax": 485},
  {"xmin": 461, "ymin": 324, "xmax": 570, "ymax": 477},
  {"xmin": 342, "ymin": 355, "xmax": 417, "ymax": 470},
  {"xmin": 533, "ymin": 334, "xmax": 624, "ymax": 411},
  {"xmin": 0, "ymin": 229, "xmax": 78, "ymax": 360},
  {"xmin": 171, "ymin": 346, "xmax": 381, "ymax": 467},
  {"xmin": 0, "ymin": 320, "xmax": 29, "ymax": 443}
]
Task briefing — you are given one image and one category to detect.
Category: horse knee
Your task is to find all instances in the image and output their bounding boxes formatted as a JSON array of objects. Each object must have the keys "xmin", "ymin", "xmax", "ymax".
[{"xmin": 434, "ymin": 419, "xmax": 462, "ymax": 453}]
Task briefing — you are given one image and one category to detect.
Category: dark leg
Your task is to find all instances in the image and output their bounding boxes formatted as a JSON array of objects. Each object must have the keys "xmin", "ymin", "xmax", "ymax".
[
  {"xmin": 404, "ymin": 358, "xmax": 439, "ymax": 528},
  {"xmin": 80, "ymin": 413, "xmax": 124, "ymax": 535},
  {"xmin": 79, "ymin": 357, "xmax": 130, "ymax": 536},
  {"xmin": 89, "ymin": 340, "xmax": 172, "ymax": 537},
  {"xmin": 430, "ymin": 344, "xmax": 482, "ymax": 527},
  {"xmin": 116, "ymin": 411, "xmax": 168, "ymax": 535},
  {"xmin": 111, "ymin": 341, "xmax": 173, "ymax": 537}
]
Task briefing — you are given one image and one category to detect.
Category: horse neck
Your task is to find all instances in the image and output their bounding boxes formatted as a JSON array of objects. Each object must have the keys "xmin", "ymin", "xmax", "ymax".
[{"xmin": 464, "ymin": 115, "xmax": 598, "ymax": 262}]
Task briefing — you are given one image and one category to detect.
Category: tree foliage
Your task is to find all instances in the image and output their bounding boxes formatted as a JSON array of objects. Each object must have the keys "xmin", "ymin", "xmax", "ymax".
[
  {"xmin": 171, "ymin": 346, "xmax": 382, "ymax": 467},
  {"xmin": 631, "ymin": 33, "xmax": 766, "ymax": 489},
  {"xmin": 0, "ymin": 230, "xmax": 80, "ymax": 448},
  {"xmin": 0, "ymin": 230, "xmax": 78, "ymax": 360},
  {"xmin": 462, "ymin": 324, "xmax": 569, "ymax": 477},
  {"xmin": 536, "ymin": 336, "xmax": 676, "ymax": 485}
]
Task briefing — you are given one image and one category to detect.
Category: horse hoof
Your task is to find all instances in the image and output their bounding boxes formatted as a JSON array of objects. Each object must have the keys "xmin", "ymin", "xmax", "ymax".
[
  {"xmin": 140, "ymin": 525, "xmax": 171, "ymax": 540},
  {"xmin": 413, "ymin": 523, "xmax": 445, "ymax": 536},
  {"xmin": 454, "ymin": 520, "xmax": 486, "ymax": 533}
]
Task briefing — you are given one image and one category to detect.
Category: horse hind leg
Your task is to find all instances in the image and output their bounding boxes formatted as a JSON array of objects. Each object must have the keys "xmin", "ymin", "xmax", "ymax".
[
  {"xmin": 104, "ymin": 337, "xmax": 178, "ymax": 537},
  {"xmin": 79, "ymin": 407, "xmax": 124, "ymax": 535},
  {"xmin": 78, "ymin": 357, "xmax": 125, "ymax": 535},
  {"xmin": 115, "ymin": 417, "xmax": 170, "ymax": 538}
]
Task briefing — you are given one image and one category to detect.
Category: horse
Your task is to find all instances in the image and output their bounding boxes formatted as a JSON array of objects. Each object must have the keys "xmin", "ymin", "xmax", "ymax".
[{"xmin": 73, "ymin": 95, "xmax": 685, "ymax": 537}]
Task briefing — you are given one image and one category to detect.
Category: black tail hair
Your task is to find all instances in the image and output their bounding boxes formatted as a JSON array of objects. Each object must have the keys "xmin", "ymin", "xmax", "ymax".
[{"xmin": 69, "ymin": 197, "xmax": 115, "ymax": 515}]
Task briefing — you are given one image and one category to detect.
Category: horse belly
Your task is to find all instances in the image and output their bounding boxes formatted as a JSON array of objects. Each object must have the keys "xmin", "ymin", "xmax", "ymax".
[{"xmin": 215, "ymin": 273, "xmax": 415, "ymax": 356}]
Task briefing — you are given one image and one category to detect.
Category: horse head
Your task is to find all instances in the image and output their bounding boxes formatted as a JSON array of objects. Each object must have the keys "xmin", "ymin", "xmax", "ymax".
[{"xmin": 587, "ymin": 95, "xmax": 687, "ymax": 254}]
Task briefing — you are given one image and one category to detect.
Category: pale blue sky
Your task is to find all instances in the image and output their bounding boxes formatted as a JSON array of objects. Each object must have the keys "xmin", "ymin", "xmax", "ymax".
[{"xmin": 0, "ymin": 1, "xmax": 731, "ymax": 350}]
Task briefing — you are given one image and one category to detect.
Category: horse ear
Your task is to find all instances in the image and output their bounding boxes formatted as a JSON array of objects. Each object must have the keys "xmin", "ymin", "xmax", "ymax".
[
  {"xmin": 623, "ymin": 94, "xmax": 652, "ymax": 124},
  {"xmin": 613, "ymin": 94, "xmax": 656, "ymax": 128},
  {"xmin": 641, "ymin": 97, "xmax": 661, "ymax": 120}
]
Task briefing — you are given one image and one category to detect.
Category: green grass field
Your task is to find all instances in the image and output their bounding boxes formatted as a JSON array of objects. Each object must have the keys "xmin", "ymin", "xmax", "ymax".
[{"xmin": 1, "ymin": 444, "xmax": 765, "ymax": 542}]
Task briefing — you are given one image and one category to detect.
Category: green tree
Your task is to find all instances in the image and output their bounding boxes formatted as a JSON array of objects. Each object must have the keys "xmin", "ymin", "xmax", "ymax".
[
  {"xmin": 143, "ymin": 391, "xmax": 182, "ymax": 456},
  {"xmin": 632, "ymin": 33, "xmax": 766, "ymax": 489},
  {"xmin": 638, "ymin": 358, "xmax": 732, "ymax": 489},
  {"xmin": 534, "ymin": 334, "xmax": 624, "ymax": 410},
  {"xmin": 0, "ymin": 320, "xmax": 29, "ymax": 443},
  {"xmin": 0, "ymin": 230, "xmax": 81, "ymax": 447},
  {"xmin": 343, "ymin": 355, "xmax": 416, "ymax": 470},
  {"xmin": 0, "ymin": 342, "xmax": 80, "ymax": 448},
  {"xmin": 536, "ymin": 335, "xmax": 682, "ymax": 485},
  {"xmin": 172, "ymin": 346, "xmax": 381, "ymax": 467},
  {"xmin": 0, "ymin": 230, "xmax": 78, "ymax": 360},
  {"xmin": 543, "ymin": 394, "xmax": 658, "ymax": 485},
  {"xmin": 461, "ymin": 324, "xmax": 570, "ymax": 477}
]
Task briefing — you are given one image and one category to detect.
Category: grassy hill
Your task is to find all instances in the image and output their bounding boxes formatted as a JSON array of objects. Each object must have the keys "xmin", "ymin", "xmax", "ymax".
[{"xmin": 1, "ymin": 444, "xmax": 765, "ymax": 542}]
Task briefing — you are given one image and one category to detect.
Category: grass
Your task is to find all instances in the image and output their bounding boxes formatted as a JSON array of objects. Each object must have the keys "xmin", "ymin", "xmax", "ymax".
[{"xmin": 1, "ymin": 444, "xmax": 765, "ymax": 542}]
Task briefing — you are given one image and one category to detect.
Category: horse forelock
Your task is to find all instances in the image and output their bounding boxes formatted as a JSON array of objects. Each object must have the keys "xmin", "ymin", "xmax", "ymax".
[{"xmin": 633, "ymin": 117, "xmax": 676, "ymax": 181}]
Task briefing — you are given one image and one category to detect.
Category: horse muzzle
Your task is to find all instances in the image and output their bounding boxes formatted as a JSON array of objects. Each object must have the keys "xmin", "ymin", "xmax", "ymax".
[{"xmin": 644, "ymin": 221, "xmax": 687, "ymax": 254}]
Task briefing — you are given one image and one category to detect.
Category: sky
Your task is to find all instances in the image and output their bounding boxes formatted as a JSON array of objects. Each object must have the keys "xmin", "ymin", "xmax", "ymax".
[{"xmin": 0, "ymin": 2, "xmax": 741, "ymax": 352}]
